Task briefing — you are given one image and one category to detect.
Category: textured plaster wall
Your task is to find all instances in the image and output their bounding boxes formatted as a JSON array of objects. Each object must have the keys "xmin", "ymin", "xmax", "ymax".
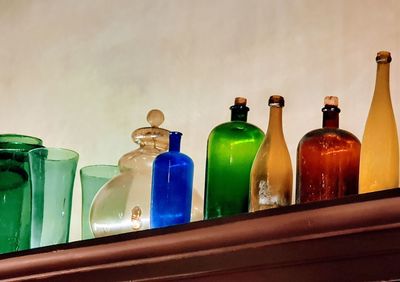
[{"xmin": 0, "ymin": 0, "xmax": 399, "ymax": 241}]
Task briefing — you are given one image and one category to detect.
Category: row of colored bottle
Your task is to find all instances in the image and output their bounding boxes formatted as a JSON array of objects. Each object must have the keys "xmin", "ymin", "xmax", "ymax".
[
  {"xmin": 89, "ymin": 50, "xmax": 399, "ymax": 239},
  {"xmin": 204, "ymin": 50, "xmax": 399, "ymax": 218},
  {"xmin": 3, "ymin": 50, "xmax": 394, "ymax": 248}
]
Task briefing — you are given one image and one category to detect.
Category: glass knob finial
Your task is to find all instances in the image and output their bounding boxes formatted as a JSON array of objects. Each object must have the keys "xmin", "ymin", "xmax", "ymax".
[{"xmin": 147, "ymin": 109, "xmax": 164, "ymax": 128}]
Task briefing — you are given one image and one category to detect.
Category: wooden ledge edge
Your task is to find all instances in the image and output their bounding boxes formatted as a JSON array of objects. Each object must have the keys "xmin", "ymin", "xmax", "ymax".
[{"xmin": 1, "ymin": 191, "xmax": 400, "ymax": 280}]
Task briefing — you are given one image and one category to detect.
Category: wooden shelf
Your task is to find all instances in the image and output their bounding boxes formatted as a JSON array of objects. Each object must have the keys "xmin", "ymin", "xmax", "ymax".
[{"xmin": 1, "ymin": 189, "xmax": 400, "ymax": 281}]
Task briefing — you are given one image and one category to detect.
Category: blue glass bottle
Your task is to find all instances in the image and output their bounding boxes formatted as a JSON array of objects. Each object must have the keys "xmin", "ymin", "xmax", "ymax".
[{"xmin": 150, "ymin": 131, "xmax": 194, "ymax": 228}]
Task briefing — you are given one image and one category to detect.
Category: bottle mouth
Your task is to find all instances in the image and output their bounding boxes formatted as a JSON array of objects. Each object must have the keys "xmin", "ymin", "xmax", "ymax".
[
  {"xmin": 322, "ymin": 105, "xmax": 341, "ymax": 113},
  {"xmin": 268, "ymin": 95, "xmax": 285, "ymax": 107},
  {"xmin": 376, "ymin": 51, "xmax": 392, "ymax": 64}
]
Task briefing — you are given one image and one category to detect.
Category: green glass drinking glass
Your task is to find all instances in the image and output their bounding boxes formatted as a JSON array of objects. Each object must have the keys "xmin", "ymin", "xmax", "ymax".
[
  {"xmin": 80, "ymin": 165, "xmax": 120, "ymax": 240},
  {"xmin": 29, "ymin": 147, "xmax": 79, "ymax": 248},
  {"xmin": 0, "ymin": 134, "xmax": 43, "ymax": 254}
]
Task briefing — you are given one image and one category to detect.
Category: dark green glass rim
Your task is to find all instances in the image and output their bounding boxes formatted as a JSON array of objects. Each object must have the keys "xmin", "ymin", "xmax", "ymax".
[{"xmin": 0, "ymin": 134, "xmax": 43, "ymax": 150}]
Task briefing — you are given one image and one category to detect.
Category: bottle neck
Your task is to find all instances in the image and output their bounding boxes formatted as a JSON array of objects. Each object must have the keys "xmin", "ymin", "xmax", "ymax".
[
  {"xmin": 169, "ymin": 132, "xmax": 182, "ymax": 152},
  {"xmin": 266, "ymin": 106, "xmax": 284, "ymax": 136},
  {"xmin": 374, "ymin": 62, "xmax": 391, "ymax": 100},
  {"xmin": 322, "ymin": 106, "xmax": 340, "ymax": 128},
  {"xmin": 230, "ymin": 105, "xmax": 249, "ymax": 122}
]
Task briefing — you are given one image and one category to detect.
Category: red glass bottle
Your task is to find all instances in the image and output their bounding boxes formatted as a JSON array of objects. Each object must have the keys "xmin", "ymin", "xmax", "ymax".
[{"xmin": 296, "ymin": 96, "xmax": 361, "ymax": 203}]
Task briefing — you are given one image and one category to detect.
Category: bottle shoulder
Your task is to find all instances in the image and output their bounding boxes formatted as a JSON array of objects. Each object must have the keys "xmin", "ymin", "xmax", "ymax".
[
  {"xmin": 155, "ymin": 151, "xmax": 194, "ymax": 166},
  {"xmin": 299, "ymin": 128, "xmax": 360, "ymax": 145},
  {"xmin": 209, "ymin": 121, "xmax": 264, "ymax": 139}
]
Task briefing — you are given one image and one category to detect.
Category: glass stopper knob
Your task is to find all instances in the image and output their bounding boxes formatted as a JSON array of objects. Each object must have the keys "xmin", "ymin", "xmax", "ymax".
[{"xmin": 147, "ymin": 109, "xmax": 164, "ymax": 128}]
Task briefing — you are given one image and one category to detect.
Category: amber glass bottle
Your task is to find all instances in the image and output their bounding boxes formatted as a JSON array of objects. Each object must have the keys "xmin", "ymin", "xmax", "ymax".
[
  {"xmin": 359, "ymin": 51, "xmax": 399, "ymax": 193},
  {"xmin": 296, "ymin": 96, "xmax": 361, "ymax": 204},
  {"xmin": 250, "ymin": 95, "xmax": 292, "ymax": 211}
]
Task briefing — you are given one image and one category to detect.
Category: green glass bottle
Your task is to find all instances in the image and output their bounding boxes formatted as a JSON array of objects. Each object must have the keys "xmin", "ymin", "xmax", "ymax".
[{"xmin": 204, "ymin": 97, "xmax": 264, "ymax": 219}]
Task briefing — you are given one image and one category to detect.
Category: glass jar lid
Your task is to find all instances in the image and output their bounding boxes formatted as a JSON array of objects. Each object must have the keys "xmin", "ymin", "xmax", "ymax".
[{"xmin": 131, "ymin": 109, "xmax": 169, "ymax": 150}]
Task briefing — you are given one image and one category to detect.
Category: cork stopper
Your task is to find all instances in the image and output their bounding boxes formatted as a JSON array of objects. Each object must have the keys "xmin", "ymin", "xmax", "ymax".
[
  {"xmin": 234, "ymin": 97, "xmax": 247, "ymax": 106},
  {"xmin": 324, "ymin": 96, "xmax": 339, "ymax": 107},
  {"xmin": 376, "ymin": 51, "xmax": 392, "ymax": 64},
  {"xmin": 268, "ymin": 95, "xmax": 285, "ymax": 107}
]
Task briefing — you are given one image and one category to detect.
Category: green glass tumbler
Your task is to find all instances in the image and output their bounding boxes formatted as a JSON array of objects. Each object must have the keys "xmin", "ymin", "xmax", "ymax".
[
  {"xmin": 0, "ymin": 134, "xmax": 43, "ymax": 254},
  {"xmin": 80, "ymin": 165, "xmax": 119, "ymax": 240},
  {"xmin": 29, "ymin": 147, "xmax": 79, "ymax": 248}
]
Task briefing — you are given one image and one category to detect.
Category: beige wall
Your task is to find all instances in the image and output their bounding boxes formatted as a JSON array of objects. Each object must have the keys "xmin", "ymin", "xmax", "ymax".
[{"xmin": 1, "ymin": 0, "xmax": 399, "ymax": 241}]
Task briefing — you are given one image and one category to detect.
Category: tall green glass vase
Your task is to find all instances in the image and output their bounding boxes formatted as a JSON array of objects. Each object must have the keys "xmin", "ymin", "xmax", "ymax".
[
  {"xmin": 0, "ymin": 134, "xmax": 43, "ymax": 254},
  {"xmin": 29, "ymin": 147, "xmax": 79, "ymax": 248},
  {"xmin": 204, "ymin": 98, "xmax": 264, "ymax": 219}
]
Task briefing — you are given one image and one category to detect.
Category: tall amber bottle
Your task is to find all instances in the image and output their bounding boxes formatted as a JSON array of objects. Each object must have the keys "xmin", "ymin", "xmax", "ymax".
[
  {"xmin": 250, "ymin": 95, "xmax": 292, "ymax": 211},
  {"xmin": 359, "ymin": 51, "xmax": 399, "ymax": 193},
  {"xmin": 296, "ymin": 96, "xmax": 361, "ymax": 203}
]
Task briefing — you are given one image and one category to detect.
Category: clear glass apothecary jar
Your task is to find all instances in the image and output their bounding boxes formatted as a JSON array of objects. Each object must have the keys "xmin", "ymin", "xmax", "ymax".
[{"xmin": 90, "ymin": 109, "xmax": 169, "ymax": 237}]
